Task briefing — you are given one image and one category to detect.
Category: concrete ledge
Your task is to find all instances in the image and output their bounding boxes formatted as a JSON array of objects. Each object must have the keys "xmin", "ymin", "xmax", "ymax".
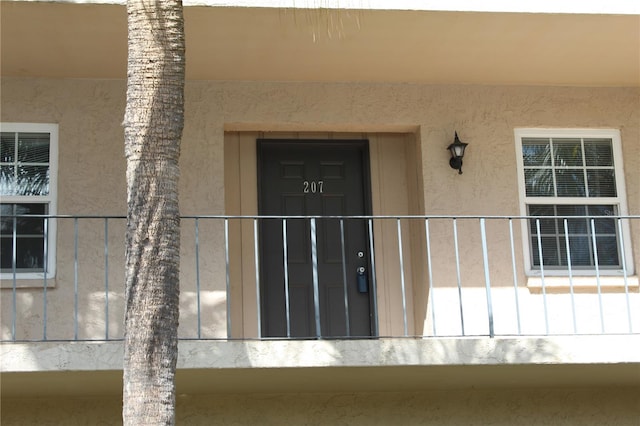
[
  {"xmin": 2, "ymin": 335, "xmax": 639, "ymax": 373},
  {"xmin": 2, "ymin": 336, "xmax": 639, "ymax": 397}
]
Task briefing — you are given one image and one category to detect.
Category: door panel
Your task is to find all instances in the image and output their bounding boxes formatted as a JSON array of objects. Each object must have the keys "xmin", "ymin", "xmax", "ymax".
[{"xmin": 258, "ymin": 140, "xmax": 373, "ymax": 338}]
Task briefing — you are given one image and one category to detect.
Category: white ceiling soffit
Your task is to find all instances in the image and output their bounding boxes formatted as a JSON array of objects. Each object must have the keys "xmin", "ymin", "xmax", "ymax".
[
  {"xmin": 16, "ymin": 0, "xmax": 640, "ymax": 14},
  {"xmin": 196, "ymin": 0, "xmax": 640, "ymax": 15},
  {"xmin": 2, "ymin": 1, "xmax": 639, "ymax": 85}
]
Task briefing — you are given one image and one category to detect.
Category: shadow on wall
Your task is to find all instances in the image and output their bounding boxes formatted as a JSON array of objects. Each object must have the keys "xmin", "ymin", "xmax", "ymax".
[
  {"xmin": 2, "ymin": 387, "xmax": 639, "ymax": 425},
  {"xmin": 1, "ymin": 217, "xmax": 228, "ymax": 341}
]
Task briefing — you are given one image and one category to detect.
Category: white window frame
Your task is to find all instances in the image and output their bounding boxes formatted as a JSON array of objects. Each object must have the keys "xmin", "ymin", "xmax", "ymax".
[
  {"xmin": 1, "ymin": 122, "xmax": 58, "ymax": 282},
  {"xmin": 514, "ymin": 128, "xmax": 634, "ymax": 277}
]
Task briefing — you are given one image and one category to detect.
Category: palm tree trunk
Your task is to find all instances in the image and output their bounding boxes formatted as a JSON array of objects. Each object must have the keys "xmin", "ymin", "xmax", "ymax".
[{"xmin": 122, "ymin": 0, "xmax": 185, "ymax": 424}]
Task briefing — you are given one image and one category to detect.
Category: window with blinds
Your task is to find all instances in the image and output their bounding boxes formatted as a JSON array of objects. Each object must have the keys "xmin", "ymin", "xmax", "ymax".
[
  {"xmin": 515, "ymin": 129, "xmax": 632, "ymax": 275},
  {"xmin": 1, "ymin": 123, "xmax": 58, "ymax": 280}
]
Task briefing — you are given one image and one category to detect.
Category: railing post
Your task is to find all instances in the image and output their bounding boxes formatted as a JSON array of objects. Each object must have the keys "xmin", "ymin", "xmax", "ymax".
[
  {"xmin": 590, "ymin": 218, "xmax": 605, "ymax": 333},
  {"xmin": 617, "ymin": 218, "xmax": 633, "ymax": 333},
  {"xmin": 74, "ymin": 217, "xmax": 79, "ymax": 341},
  {"xmin": 43, "ymin": 217, "xmax": 49, "ymax": 340},
  {"xmin": 310, "ymin": 218, "xmax": 322, "ymax": 338},
  {"xmin": 425, "ymin": 218, "xmax": 437, "ymax": 336},
  {"xmin": 562, "ymin": 219, "xmax": 578, "ymax": 334},
  {"xmin": 367, "ymin": 218, "xmax": 379, "ymax": 336},
  {"xmin": 397, "ymin": 218, "xmax": 408, "ymax": 336},
  {"xmin": 11, "ymin": 214, "xmax": 17, "ymax": 341},
  {"xmin": 225, "ymin": 218, "xmax": 231, "ymax": 339},
  {"xmin": 104, "ymin": 218, "xmax": 109, "ymax": 340},
  {"xmin": 534, "ymin": 219, "xmax": 550, "ymax": 335},
  {"xmin": 508, "ymin": 219, "xmax": 521, "ymax": 335},
  {"xmin": 254, "ymin": 218, "xmax": 261, "ymax": 338},
  {"xmin": 282, "ymin": 218, "xmax": 291, "ymax": 338},
  {"xmin": 452, "ymin": 218, "xmax": 465, "ymax": 335},
  {"xmin": 194, "ymin": 218, "xmax": 201, "ymax": 339},
  {"xmin": 339, "ymin": 219, "xmax": 351, "ymax": 337},
  {"xmin": 479, "ymin": 219, "xmax": 494, "ymax": 338}
]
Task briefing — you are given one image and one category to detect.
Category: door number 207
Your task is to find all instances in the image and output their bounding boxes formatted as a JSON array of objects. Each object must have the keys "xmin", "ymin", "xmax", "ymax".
[{"xmin": 303, "ymin": 180, "xmax": 324, "ymax": 194}]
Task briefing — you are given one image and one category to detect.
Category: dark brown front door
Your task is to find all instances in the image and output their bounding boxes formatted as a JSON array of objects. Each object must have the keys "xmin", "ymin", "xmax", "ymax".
[{"xmin": 258, "ymin": 140, "xmax": 374, "ymax": 338}]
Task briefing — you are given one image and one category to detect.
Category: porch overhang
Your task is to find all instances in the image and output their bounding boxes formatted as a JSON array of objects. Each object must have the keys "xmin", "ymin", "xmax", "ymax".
[
  {"xmin": 2, "ymin": 336, "xmax": 640, "ymax": 397},
  {"xmin": 1, "ymin": 1, "xmax": 639, "ymax": 86}
]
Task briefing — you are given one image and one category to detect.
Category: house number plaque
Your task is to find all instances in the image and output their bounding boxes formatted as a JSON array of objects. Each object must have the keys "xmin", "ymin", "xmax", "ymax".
[{"xmin": 303, "ymin": 180, "xmax": 324, "ymax": 194}]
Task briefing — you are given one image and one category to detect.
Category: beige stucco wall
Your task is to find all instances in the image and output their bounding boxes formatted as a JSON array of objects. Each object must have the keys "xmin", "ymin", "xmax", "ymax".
[
  {"xmin": 1, "ymin": 78, "xmax": 639, "ymax": 341},
  {"xmin": 2, "ymin": 387, "xmax": 639, "ymax": 425}
]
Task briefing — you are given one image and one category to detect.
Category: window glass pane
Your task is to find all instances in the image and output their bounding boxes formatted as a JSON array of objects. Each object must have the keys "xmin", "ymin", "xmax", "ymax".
[
  {"xmin": 1, "ymin": 133, "xmax": 15, "ymax": 162},
  {"xmin": 525, "ymin": 169, "xmax": 554, "ymax": 196},
  {"xmin": 0, "ymin": 204, "xmax": 14, "ymax": 233},
  {"xmin": 532, "ymin": 217, "xmax": 557, "ymax": 235},
  {"xmin": 553, "ymin": 139, "xmax": 583, "ymax": 167},
  {"xmin": 591, "ymin": 216, "xmax": 616, "ymax": 235},
  {"xmin": 522, "ymin": 138, "xmax": 551, "ymax": 166},
  {"xmin": 586, "ymin": 205, "xmax": 617, "ymax": 234},
  {"xmin": 15, "ymin": 204, "xmax": 46, "ymax": 235},
  {"xmin": 555, "ymin": 169, "xmax": 585, "ymax": 197},
  {"xmin": 16, "ymin": 165, "xmax": 49, "ymax": 196},
  {"xmin": 0, "ymin": 203, "xmax": 47, "ymax": 236},
  {"xmin": 0, "ymin": 165, "xmax": 16, "ymax": 196},
  {"xmin": 17, "ymin": 133, "xmax": 50, "ymax": 163},
  {"xmin": 595, "ymin": 236, "xmax": 620, "ymax": 266},
  {"xmin": 0, "ymin": 237, "xmax": 14, "ymax": 269},
  {"xmin": 587, "ymin": 170, "xmax": 616, "ymax": 197},
  {"xmin": 531, "ymin": 236, "xmax": 560, "ymax": 266},
  {"xmin": 528, "ymin": 204, "xmax": 555, "ymax": 216},
  {"xmin": 555, "ymin": 205, "xmax": 587, "ymax": 216},
  {"xmin": 0, "ymin": 203, "xmax": 48, "ymax": 273},
  {"xmin": 567, "ymin": 236, "xmax": 592, "ymax": 266},
  {"xmin": 15, "ymin": 238, "xmax": 44, "ymax": 270},
  {"xmin": 556, "ymin": 205, "xmax": 588, "ymax": 234},
  {"xmin": 587, "ymin": 204, "xmax": 617, "ymax": 217},
  {"xmin": 528, "ymin": 205, "xmax": 556, "ymax": 234},
  {"xmin": 528, "ymin": 203, "xmax": 621, "ymax": 269},
  {"xmin": 0, "ymin": 131, "xmax": 51, "ymax": 197},
  {"xmin": 584, "ymin": 139, "xmax": 613, "ymax": 166}
]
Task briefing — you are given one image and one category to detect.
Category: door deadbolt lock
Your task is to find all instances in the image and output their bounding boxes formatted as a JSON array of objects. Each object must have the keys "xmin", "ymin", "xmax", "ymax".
[{"xmin": 357, "ymin": 266, "xmax": 368, "ymax": 293}]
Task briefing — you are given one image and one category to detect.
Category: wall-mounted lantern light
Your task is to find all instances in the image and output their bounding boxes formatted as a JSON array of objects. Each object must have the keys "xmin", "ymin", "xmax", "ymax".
[{"xmin": 447, "ymin": 132, "xmax": 468, "ymax": 175}]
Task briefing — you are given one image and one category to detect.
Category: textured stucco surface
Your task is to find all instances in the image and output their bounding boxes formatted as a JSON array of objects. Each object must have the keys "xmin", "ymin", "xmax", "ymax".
[
  {"xmin": 1, "ymin": 77, "xmax": 639, "ymax": 342},
  {"xmin": 4, "ymin": 336, "xmax": 640, "ymax": 373},
  {"xmin": 2, "ymin": 78, "xmax": 638, "ymax": 218},
  {"xmin": 2, "ymin": 388, "xmax": 640, "ymax": 425}
]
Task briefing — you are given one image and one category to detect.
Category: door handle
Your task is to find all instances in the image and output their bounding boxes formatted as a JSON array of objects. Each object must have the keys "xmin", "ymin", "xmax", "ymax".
[{"xmin": 357, "ymin": 266, "xmax": 368, "ymax": 293}]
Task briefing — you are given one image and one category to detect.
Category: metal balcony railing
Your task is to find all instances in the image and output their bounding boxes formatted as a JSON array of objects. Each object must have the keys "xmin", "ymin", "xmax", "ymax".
[{"xmin": 1, "ymin": 215, "xmax": 638, "ymax": 342}]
